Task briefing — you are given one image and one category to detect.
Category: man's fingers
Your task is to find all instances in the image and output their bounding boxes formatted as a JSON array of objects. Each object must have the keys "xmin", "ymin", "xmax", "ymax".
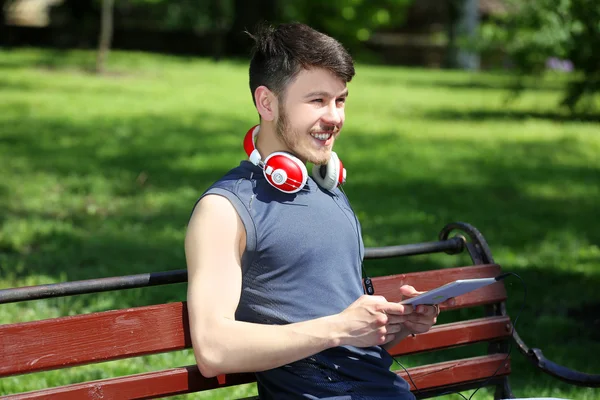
[
  {"xmin": 385, "ymin": 316, "xmax": 407, "ymax": 325},
  {"xmin": 404, "ymin": 313, "xmax": 437, "ymax": 325},
  {"xmin": 383, "ymin": 334, "xmax": 396, "ymax": 344},
  {"xmin": 380, "ymin": 302, "xmax": 413, "ymax": 315},
  {"xmin": 399, "ymin": 284, "xmax": 423, "ymax": 298},
  {"xmin": 403, "ymin": 320, "xmax": 433, "ymax": 334},
  {"xmin": 440, "ymin": 297, "xmax": 456, "ymax": 307},
  {"xmin": 384, "ymin": 323, "xmax": 404, "ymax": 334},
  {"xmin": 415, "ymin": 304, "xmax": 439, "ymax": 317}
]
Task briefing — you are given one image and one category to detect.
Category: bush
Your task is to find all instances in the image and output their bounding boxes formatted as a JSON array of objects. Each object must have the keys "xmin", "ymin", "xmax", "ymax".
[{"xmin": 478, "ymin": 0, "xmax": 600, "ymax": 112}]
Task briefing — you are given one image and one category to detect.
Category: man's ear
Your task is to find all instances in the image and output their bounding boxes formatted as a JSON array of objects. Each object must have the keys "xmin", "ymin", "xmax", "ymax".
[{"xmin": 254, "ymin": 86, "xmax": 277, "ymax": 122}]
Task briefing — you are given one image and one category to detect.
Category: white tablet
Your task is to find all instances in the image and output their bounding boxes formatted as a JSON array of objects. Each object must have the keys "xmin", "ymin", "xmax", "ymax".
[{"xmin": 399, "ymin": 278, "xmax": 497, "ymax": 306}]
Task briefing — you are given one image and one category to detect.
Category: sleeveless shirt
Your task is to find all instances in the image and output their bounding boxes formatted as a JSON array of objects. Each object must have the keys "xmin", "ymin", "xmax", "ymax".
[{"xmin": 198, "ymin": 160, "xmax": 415, "ymax": 400}]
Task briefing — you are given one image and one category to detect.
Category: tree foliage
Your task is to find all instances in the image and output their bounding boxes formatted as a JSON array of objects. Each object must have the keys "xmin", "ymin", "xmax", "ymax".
[
  {"xmin": 50, "ymin": 0, "xmax": 413, "ymax": 60},
  {"xmin": 280, "ymin": 0, "xmax": 413, "ymax": 55},
  {"xmin": 478, "ymin": 0, "xmax": 600, "ymax": 111}
]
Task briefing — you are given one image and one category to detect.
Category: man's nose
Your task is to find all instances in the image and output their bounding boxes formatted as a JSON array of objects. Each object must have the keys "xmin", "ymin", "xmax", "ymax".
[{"xmin": 322, "ymin": 102, "xmax": 343, "ymax": 125}]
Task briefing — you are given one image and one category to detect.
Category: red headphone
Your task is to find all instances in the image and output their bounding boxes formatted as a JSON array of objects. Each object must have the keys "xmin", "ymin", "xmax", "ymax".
[{"xmin": 243, "ymin": 125, "xmax": 347, "ymax": 194}]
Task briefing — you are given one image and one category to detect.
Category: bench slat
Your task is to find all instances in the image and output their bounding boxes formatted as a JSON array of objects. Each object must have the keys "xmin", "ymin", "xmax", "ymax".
[
  {"xmin": 0, "ymin": 302, "xmax": 190, "ymax": 378},
  {"xmin": 1, "ymin": 367, "xmax": 256, "ymax": 400},
  {"xmin": 397, "ymin": 353, "xmax": 511, "ymax": 392},
  {"xmin": 0, "ymin": 309, "xmax": 511, "ymax": 379},
  {"xmin": 2, "ymin": 355, "xmax": 510, "ymax": 399},
  {"xmin": 0, "ymin": 264, "xmax": 507, "ymax": 378},
  {"xmin": 388, "ymin": 316, "xmax": 511, "ymax": 357},
  {"xmin": 372, "ymin": 264, "xmax": 506, "ymax": 308}
]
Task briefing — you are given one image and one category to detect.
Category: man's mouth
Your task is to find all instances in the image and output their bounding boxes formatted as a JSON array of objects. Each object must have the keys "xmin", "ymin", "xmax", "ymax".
[{"xmin": 310, "ymin": 132, "xmax": 333, "ymax": 141}]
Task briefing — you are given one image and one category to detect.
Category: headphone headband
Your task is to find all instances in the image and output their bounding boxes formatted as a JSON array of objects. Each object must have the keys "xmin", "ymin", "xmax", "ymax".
[{"xmin": 242, "ymin": 125, "xmax": 346, "ymax": 193}]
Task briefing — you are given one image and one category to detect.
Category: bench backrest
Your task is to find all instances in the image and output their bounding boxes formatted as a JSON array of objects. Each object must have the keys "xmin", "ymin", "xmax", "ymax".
[{"xmin": 1, "ymin": 263, "xmax": 511, "ymax": 399}]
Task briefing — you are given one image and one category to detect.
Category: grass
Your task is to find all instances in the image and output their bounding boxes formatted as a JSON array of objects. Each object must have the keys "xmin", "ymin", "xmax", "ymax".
[{"xmin": 0, "ymin": 48, "xmax": 599, "ymax": 399}]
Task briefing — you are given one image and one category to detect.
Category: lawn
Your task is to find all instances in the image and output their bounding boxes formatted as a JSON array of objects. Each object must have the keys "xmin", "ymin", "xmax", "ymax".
[{"xmin": 0, "ymin": 48, "xmax": 599, "ymax": 399}]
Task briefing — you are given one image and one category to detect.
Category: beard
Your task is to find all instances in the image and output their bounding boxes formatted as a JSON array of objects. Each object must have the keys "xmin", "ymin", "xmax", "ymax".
[{"xmin": 275, "ymin": 103, "xmax": 335, "ymax": 165}]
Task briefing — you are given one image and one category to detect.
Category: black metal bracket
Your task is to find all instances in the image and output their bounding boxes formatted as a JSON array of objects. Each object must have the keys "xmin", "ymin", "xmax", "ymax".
[
  {"xmin": 439, "ymin": 221, "xmax": 600, "ymax": 391},
  {"xmin": 512, "ymin": 330, "xmax": 600, "ymax": 387},
  {"xmin": 438, "ymin": 222, "xmax": 513, "ymax": 399},
  {"xmin": 439, "ymin": 221, "xmax": 495, "ymax": 265}
]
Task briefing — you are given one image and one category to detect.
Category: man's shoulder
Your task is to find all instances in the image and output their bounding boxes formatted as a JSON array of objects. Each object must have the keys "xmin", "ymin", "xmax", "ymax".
[{"xmin": 204, "ymin": 161, "xmax": 257, "ymax": 198}]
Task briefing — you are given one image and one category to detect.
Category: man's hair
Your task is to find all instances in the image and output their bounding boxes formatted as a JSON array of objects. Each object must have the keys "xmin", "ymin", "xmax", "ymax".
[{"xmin": 247, "ymin": 22, "xmax": 355, "ymax": 105}]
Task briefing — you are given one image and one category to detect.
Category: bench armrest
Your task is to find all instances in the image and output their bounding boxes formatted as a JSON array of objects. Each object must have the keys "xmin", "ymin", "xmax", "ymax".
[{"xmin": 513, "ymin": 330, "xmax": 600, "ymax": 387}]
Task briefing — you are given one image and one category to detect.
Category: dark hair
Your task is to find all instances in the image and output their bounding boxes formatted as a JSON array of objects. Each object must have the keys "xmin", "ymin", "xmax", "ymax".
[{"xmin": 247, "ymin": 22, "xmax": 355, "ymax": 105}]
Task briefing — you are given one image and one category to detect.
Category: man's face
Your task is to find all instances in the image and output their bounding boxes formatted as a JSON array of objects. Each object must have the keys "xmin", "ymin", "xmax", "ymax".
[{"xmin": 275, "ymin": 68, "xmax": 348, "ymax": 165}]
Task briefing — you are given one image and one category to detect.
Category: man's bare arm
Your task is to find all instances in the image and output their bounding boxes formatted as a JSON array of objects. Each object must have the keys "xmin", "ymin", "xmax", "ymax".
[{"xmin": 185, "ymin": 195, "xmax": 413, "ymax": 377}]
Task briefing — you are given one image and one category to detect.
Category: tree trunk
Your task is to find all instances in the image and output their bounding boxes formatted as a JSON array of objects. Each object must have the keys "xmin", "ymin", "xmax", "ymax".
[
  {"xmin": 96, "ymin": 0, "xmax": 114, "ymax": 74},
  {"xmin": 0, "ymin": 0, "xmax": 6, "ymax": 28},
  {"xmin": 0, "ymin": 0, "xmax": 6, "ymax": 47},
  {"xmin": 208, "ymin": 0, "xmax": 227, "ymax": 61},
  {"xmin": 446, "ymin": 0, "xmax": 480, "ymax": 70}
]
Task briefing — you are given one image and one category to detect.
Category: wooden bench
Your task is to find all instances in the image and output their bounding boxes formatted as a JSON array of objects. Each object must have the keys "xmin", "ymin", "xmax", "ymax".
[{"xmin": 1, "ymin": 222, "xmax": 598, "ymax": 399}]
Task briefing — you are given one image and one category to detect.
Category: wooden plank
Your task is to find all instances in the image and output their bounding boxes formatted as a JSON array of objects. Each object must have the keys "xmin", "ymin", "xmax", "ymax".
[
  {"xmin": 388, "ymin": 316, "xmax": 512, "ymax": 357},
  {"xmin": 397, "ymin": 354, "xmax": 511, "ymax": 391},
  {"xmin": 372, "ymin": 264, "xmax": 506, "ymax": 308},
  {"xmin": 3, "ymin": 355, "xmax": 510, "ymax": 399},
  {"xmin": 0, "ymin": 302, "xmax": 191, "ymax": 378},
  {"xmin": 1, "ymin": 367, "xmax": 256, "ymax": 399},
  {"xmin": 0, "ymin": 265, "xmax": 507, "ymax": 378}
]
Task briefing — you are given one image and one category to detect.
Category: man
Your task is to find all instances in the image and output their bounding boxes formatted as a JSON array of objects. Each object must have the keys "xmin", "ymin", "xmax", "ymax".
[{"xmin": 185, "ymin": 22, "xmax": 451, "ymax": 399}]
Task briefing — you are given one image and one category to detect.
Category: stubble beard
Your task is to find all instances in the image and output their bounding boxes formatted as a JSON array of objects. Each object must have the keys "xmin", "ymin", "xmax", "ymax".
[{"xmin": 275, "ymin": 104, "xmax": 331, "ymax": 165}]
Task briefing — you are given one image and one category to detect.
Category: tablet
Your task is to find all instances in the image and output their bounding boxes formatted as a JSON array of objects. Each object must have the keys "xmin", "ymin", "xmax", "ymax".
[{"xmin": 399, "ymin": 278, "xmax": 497, "ymax": 306}]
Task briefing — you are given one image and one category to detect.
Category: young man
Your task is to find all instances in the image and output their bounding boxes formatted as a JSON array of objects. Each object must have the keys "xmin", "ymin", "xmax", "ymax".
[{"xmin": 185, "ymin": 22, "xmax": 451, "ymax": 399}]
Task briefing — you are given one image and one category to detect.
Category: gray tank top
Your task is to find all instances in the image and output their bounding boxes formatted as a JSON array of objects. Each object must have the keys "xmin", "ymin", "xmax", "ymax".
[{"xmin": 199, "ymin": 161, "xmax": 415, "ymax": 400}]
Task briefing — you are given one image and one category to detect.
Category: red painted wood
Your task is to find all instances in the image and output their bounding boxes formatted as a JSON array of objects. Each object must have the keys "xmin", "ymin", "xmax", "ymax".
[
  {"xmin": 1, "ymin": 366, "xmax": 255, "ymax": 399},
  {"xmin": 1, "ymin": 265, "xmax": 507, "ymax": 378},
  {"xmin": 3, "ymin": 355, "xmax": 510, "ymax": 399},
  {"xmin": 372, "ymin": 264, "xmax": 506, "ymax": 308},
  {"xmin": 397, "ymin": 354, "xmax": 511, "ymax": 391},
  {"xmin": 388, "ymin": 316, "xmax": 512, "ymax": 357},
  {"xmin": 0, "ymin": 302, "xmax": 191, "ymax": 377}
]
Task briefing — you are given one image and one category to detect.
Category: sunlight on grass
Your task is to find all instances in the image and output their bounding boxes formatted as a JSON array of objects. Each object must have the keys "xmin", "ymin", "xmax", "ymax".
[{"xmin": 1, "ymin": 49, "xmax": 599, "ymax": 398}]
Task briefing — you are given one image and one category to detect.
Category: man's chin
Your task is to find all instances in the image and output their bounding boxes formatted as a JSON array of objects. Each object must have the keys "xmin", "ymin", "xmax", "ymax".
[{"xmin": 308, "ymin": 152, "xmax": 332, "ymax": 165}]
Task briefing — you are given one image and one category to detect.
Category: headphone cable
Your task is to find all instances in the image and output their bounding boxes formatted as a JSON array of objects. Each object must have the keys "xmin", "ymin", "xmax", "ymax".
[
  {"xmin": 388, "ymin": 272, "xmax": 526, "ymax": 400},
  {"xmin": 338, "ymin": 185, "xmax": 527, "ymax": 399}
]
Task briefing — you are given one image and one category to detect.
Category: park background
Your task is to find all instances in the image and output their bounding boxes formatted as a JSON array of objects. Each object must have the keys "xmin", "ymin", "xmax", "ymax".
[{"xmin": 0, "ymin": 0, "xmax": 599, "ymax": 399}]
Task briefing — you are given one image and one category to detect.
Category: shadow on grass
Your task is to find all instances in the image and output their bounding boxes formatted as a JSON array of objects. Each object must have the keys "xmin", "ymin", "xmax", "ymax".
[
  {"xmin": 1, "ymin": 112, "xmax": 599, "ymax": 395},
  {"xmin": 2, "ymin": 114, "xmax": 599, "ymax": 283},
  {"xmin": 403, "ymin": 78, "xmax": 565, "ymax": 93},
  {"xmin": 360, "ymin": 73, "xmax": 566, "ymax": 93},
  {"xmin": 345, "ymin": 129, "xmax": 600, "ymax": 385},
  {"xmin": 344, "ymin": 131, "xmax": 600, "ymax": 252},
  {"xmin": 0, "ymin": 111, "xmax": 250, "ymax": 307},
  {"xmin": 425, "ymin": 108, "xmax": 600, "ymax": 123},
  {"xmin": 0, "ymin": 79, "xmax": 40, "ymax": 91}
]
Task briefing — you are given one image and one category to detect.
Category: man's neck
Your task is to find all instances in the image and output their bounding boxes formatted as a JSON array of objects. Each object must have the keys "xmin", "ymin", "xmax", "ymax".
[{"xmin": 255, "ymin": 123, "xmax": 305, "ymax": 164}]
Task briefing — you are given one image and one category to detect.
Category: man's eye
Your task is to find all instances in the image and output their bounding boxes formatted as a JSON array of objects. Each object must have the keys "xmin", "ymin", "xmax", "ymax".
[
  {"xmin": 336, "ymin": 98, "xmax": 346, "ymax": 104},
  {"xmin": 312, "ymin": 99, "xmax": 323, "ymax": 103}
]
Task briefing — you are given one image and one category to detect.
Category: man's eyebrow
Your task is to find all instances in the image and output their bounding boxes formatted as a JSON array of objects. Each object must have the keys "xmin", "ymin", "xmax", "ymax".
[{"xmin": 304, "ymin": 89, "xmax": 349, "ymax": 99}]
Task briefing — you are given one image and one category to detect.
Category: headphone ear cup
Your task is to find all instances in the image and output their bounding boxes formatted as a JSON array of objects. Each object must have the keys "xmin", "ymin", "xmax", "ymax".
[
  {"xmin": 312, "ymin": 152, "xmax": 344, "ymax": 190},
  {"xmin": 263, "ymin": 152, "xmax": 308, "ymax": 194}
]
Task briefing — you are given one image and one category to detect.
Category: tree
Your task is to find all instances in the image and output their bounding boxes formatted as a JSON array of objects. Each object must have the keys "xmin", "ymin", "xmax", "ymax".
[
  {"xmin": 447, "ymin": 0, "xmax": 480, "ymax": 70},
  {"xmin": 1, "ymin": 0, "xmax": 7, "ymax": 29},
  {"xmin": 96, "ymin": 0, "xmax": 114, "ymax": 74},
  {"xmin": 280, "ymin": 0, "xmax": 414, "ymax": 59},
  {"xmin": 478, "ymin": 0, "xmax": 600, "ymax": 112}
]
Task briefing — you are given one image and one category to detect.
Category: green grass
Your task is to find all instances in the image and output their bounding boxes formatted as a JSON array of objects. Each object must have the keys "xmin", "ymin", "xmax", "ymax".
[{"xmin": 0, "ymin": 48, "xmax": 599, "ymax": 399}]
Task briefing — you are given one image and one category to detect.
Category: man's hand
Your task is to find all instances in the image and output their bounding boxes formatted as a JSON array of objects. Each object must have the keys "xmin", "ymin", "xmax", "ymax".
[
  {"xmin": 399, "ymin": 285, "xmax": 456, "ymax": 335},
  {"xmin": 332, "ymin": 295, "xmax": 414, "ymax": 348}
]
